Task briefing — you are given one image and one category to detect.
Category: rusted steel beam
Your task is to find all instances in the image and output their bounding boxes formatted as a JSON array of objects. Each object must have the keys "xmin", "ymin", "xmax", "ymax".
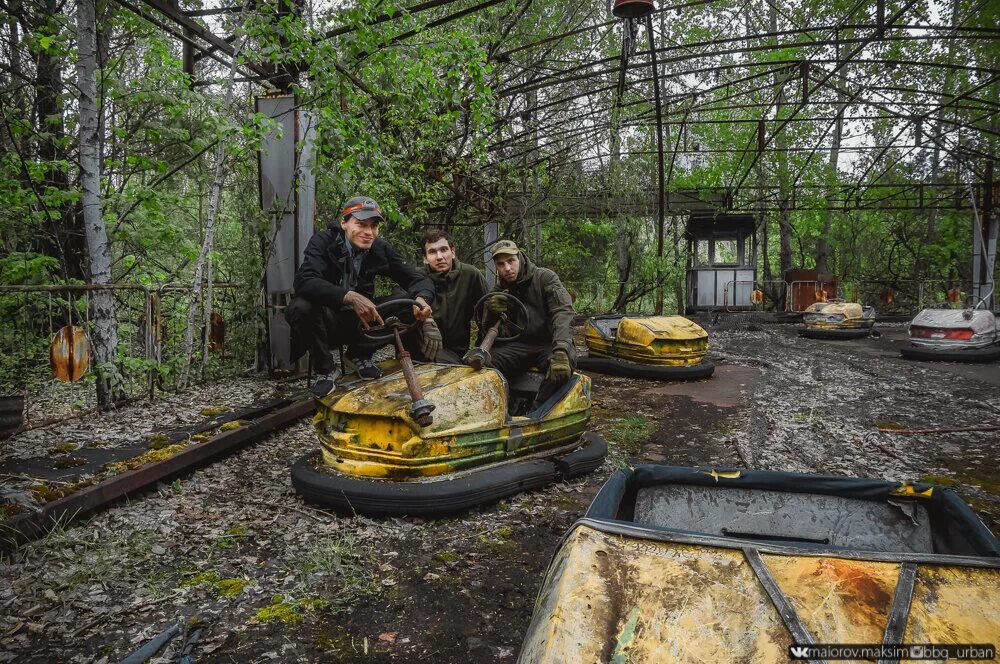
[{"xmin": 0, "ymin": 398, "xmax": 315, "ymax": 551}]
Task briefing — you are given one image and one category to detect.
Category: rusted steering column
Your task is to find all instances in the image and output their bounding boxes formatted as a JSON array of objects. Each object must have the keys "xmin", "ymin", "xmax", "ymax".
[
  {"xmin": 466, "ymin": 292, "xmax": 529, "ymax": 370},
  {"xmin": 465, "ymin": 322, "xmax": 500, "ymax": 370},
  {"xmin": 393, "ymin": 327, "xmax": 435, "ymax": 427}
]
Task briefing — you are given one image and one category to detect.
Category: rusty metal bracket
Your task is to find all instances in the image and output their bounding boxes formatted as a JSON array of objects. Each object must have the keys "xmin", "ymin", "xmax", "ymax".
[
  {"xmin": 877, "ymin": 562, "xmax": 917, "ymax": 664},
  {"xmin": 0, "ymin": 398, "xmax": 315, "ymax": 552},
  {"xmin": 743, "ymin": 547, "xmax": 825, "ymax": 661}
]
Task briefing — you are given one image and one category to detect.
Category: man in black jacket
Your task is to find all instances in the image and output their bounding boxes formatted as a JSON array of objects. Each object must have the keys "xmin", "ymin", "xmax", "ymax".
[{"xmin": 285, "ymin": 196, "xmax": 434, "ymax": 396}]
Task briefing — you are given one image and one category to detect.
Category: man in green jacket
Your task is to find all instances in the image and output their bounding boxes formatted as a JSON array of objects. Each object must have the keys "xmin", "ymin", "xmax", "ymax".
[
  {"xmin": 474, "ymin": 240, "xmax": 576, "ymax": 403},
  {"xmin": 411, "ymin": 229, "xmax": 489, "ymax": 363}
]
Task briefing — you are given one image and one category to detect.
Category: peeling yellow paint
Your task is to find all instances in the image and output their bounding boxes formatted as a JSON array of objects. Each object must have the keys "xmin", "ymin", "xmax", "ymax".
[
  {"xmin": 905, "ymin": 566, "xmax": 1000, "ymax": 645},
  {"xmin": 519, "ymin": 525, "xmax": 1000, "ymax": 664},
  {"xmin": 585, "ymin": 316, "xmax": 709, "ymax": 366},
  {"xmin": 803, "ymin": 302, "xmax": 875, "ymax": 329},
  {"xmin": 313, "ymin": 363, "xmax": 591, "ymax": 479}
]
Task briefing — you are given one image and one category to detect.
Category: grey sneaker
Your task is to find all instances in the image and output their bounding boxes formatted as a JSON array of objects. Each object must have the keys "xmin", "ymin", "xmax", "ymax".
[
  {"xmin": 310, "ymin": 368, "xmax": 341, "ymax": 397},
  {"xmin": 353, "ymin": 357, "xmax": 382, "ymax": 380}
]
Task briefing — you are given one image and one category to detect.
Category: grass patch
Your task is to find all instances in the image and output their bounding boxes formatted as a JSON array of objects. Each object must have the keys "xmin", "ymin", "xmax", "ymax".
[
  {"xmin": 292, "ymin": 532, "xmax": 378, "ymax": 611},
  {"xmin": 609, "ymin": 414, "xmax": 655, "ymax": 453},
  {"xmin": 28, "ymin": 522, "xmax": 156, "ymax": 592},
  {"xmin": 874, "ymin": 419, "xmax": 906, "ymax": 430},
  {"xmin": 432, "ymin": 550, "xmax": 460, "ymax": 566},
  {"xmin": 919, "ymin": 474, "xmax": 958, "ymax": 488},
  {"xmin": 180, "ymin": 570, "xmax": 250, "ymax": 598},
  {"xmin": 215, "ymin": 523, "xmax": 249, "ymax": 549},
  {"xmin": 255, "ymin": 595, "xmax": 328, "ymax": 624},
  {"xmin": 199, "ymin": 406, "xmax": 228, "ymax": 417}
]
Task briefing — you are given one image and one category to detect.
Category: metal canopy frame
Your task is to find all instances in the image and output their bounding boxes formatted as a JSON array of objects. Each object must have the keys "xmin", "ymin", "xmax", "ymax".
[{"xmin": 105, "ymin": 0, "xmax": 997, "ymax": 218}]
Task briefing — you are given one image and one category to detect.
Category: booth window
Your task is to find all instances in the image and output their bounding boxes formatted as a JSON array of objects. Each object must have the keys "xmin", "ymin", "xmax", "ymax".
[
  {"xmin": 714, "ymin": 239, "xmax": 739, "ymax": 266},
  {"xmin": 696, "ymin": 240, "xmax": 710, "ymax": 265}
]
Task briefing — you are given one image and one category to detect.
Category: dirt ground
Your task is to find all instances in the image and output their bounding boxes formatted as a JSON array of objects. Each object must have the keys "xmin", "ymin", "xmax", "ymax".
[{"xmin": 1, "ymin": 319, "xmax": 998, "ymax": 663}]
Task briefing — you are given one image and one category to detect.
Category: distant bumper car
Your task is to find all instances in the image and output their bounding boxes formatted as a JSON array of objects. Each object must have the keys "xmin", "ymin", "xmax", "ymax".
[
  {"xmin": 798, "ymin": 300, "xmax": 876, "ymax": 339},
  {"xmin": 577, "ymin": 315, "xmax": 714, "ymax": 380},
  {"xmin": 291, "ymin": 297, "xmax": 607, "ymax": 517},
  {"xmin": 901, "ymin": 298, "xmax": 1000, "ymax": 362},
  {"xmin": 518, "ymin": 465, "xmax": 1000, "ymax": 663}
]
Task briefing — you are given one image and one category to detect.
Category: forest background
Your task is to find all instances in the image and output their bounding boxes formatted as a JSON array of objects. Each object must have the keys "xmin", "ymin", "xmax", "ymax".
[{"xmin": 1, "ymin": 0, "xmax": 997, "ymax": 408}]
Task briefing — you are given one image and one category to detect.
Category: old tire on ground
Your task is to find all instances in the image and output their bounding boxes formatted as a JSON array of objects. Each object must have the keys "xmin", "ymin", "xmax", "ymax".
[
  {"xmin": 900, "ymin": 343, "xmax": 1000, "ymax": 363},
  {"xmin": 797, "ymin": 327, "xmax": 872, "ymax": 340},
  {"xmin": 553, "ymin": 432, "xmax": 608, "ymax": 480},
  {"xmin": 577, "ymin": 356, "xmax": 714, "ymax": 381},
  {"xmin": 291, "ymin": 452, "xmax": 559, "ymax": 517}
]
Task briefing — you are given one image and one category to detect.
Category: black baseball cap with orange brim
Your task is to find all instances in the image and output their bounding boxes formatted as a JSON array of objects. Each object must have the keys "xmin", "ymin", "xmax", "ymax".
[{"xmin": 341, "ymin": 196, "xmax": 385, "ymax": 222}]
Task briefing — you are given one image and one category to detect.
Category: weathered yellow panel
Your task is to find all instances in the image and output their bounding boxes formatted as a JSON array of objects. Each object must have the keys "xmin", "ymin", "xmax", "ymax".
[
  {"xmin": 519, "ymin": 526, "xmax": 791, "ymax": 664},
  {"xmin": 618, "ymin": 316, "xmax": 709, "ymax": 345},
  {"xmin": 584, "ymin": 317, "xmax": 709, "ymax": 366},
  {"xmin": 315, "ymin": 364, "xmax": 591, "ymax": 479},
  {"xmin": 804, "ymin": 302, "xmax": 865, "ymax": 318},
  {"xmin": 904, "ymin": 565, "xmax": 1000, "ymax": 644},
  {"xmin": 763, "ymin": 555, "xmax": 898, "ymax": 646},
  {"xmin": 333, "ymin": 364, "xmax": 506, "ymax": 435}
]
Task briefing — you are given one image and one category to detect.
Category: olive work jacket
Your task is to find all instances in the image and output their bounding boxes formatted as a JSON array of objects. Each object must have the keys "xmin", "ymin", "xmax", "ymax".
[
  {"xmin": 492, "ymin": 255, "xmax": 575, "ymax": 360},
  {"xmin": 292, "ymin": 223, "xmax": 434, "ymax": 308},
  {"xmin": 420, "ymin": 258, "xmax": 488, "ymax": 354}
]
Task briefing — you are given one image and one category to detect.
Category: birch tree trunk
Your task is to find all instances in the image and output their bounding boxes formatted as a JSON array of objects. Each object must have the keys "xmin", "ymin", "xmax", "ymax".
[
  {"xmin": 77, "ymin": 0, "xmax": 120, "ymax": 408},
  {"xmin": 177, "ymin": 16, "xmax": 247, "ymax": 389}
]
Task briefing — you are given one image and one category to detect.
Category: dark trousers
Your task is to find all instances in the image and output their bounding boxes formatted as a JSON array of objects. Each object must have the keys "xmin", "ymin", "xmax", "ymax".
[
  {"xmin": 284, "ymin": 296, "xmax": 383, "ymax": 374},
  {"xmin": 285, "ymin": 295, "xmax": 454, "ymax": 373},
  {"xmin": 489, "ymin": 340, "xmax": 576, "ymax": 407}
]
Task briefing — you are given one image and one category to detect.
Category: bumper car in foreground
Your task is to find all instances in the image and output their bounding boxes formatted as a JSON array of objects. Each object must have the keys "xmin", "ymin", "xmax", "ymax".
[
  {"xmin": 901, "ymin": 299, "xmax": 1000, "ymax": 362},
  {"xmin": 577, "ymin": 315, "xmax": 714, "ymax": 380},
  {"xmin": 518, "ymin": 465, "xmax": 1000, "ymax": 663},
  {"xmin": 291, "ymin": 297, "xmax": 607, "ymax": 517},
  {"xmin": 798, "ymin": 300, "xmax": 876, "ymax": 339}
]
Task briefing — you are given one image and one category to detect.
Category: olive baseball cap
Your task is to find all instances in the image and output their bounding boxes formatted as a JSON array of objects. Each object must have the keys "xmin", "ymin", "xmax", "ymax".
[
  {"xmin": 490, "ymin": 240, "xmax": 520, "ymax": 258},
  {"xmin": 341, "ymin": 195, "xmax": 384, "ymax": 222}
]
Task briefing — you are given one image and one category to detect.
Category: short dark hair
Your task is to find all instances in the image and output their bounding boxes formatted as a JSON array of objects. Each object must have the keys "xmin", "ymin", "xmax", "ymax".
[{"xmin": 422, "ymin": 229, "xmax": 454, "ymax": 252}]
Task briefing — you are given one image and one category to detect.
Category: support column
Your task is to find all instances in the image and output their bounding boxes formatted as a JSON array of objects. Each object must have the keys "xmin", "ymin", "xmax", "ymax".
[{"xmin": 258, "ymin": 95, "xmax": 316, "ymax": 373}]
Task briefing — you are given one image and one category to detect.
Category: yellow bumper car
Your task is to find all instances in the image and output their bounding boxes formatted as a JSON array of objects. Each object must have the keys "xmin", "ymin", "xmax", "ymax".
[
  {"xmin": 577, "ymin": 315, "xmax": 714, "ymax": 380},
  {"xmin": 519, "ymin": 465, "xmax": 1000, "ymax": 663},
  {"xmin": 798, "ymin": 300, "xmax": 876, "ymax": 339},
  {"xmin": 291, "ymin": 298, "xmax": 606, "ymax": 516}
]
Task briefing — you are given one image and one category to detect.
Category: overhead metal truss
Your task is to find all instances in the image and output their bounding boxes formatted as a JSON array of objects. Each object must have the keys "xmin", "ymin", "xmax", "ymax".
[{"xmin": 104, "ymin": 0, "xmax": 998, "ymax": 216}]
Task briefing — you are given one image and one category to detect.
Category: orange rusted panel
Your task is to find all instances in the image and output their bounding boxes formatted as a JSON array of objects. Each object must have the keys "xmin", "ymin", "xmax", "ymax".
[
  {"xmin": 50, "ymin": 325, "xmax": 91, "ymax": 383},
  {"xmin": 763, "ymin": 555, "xmax": 899, "ymax": 648},
  {"xmin": 905, "ymin": 565, "xmax": 1000, "ymax": 644},
  {"xmin": 209, "ymin": 312, "xmax": 225, "ymax": 352},
  {"xmin": 519, "ymin": 525, "xmax": 791, "ymax": 663}
]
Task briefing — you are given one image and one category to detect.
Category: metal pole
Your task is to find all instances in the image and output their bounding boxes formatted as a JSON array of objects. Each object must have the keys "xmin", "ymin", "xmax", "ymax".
[{"xmin": 647, "ymin": 15, "xmax": 666, "ymax": 315}]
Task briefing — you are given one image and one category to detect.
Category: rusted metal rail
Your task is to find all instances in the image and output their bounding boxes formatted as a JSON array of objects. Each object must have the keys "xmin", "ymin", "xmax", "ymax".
[{"xmin": 0, "ymin": 397, "xmax": 315, "ymax": 551}]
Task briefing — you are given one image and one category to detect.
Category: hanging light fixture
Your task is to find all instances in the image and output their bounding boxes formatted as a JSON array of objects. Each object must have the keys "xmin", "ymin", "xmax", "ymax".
[{"xmin": 613, "ymin": 0, "xmax": 655, "ymax": 19}]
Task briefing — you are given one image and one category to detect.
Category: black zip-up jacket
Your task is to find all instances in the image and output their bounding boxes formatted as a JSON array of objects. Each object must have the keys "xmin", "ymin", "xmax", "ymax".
[{"xmin": 293, "ymin": 223, "xmax": 434, "ymax": 307}]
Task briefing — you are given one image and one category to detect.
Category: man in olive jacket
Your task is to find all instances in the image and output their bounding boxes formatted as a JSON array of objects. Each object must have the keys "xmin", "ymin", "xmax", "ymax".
[
  {"xmin": 476, "ymin": 240, "xmax": 576, "ymax": 402},
  {"xmin": 285, "ymin": 195, "xmax": 434, "ymax": 396},
  {"xmin": 408, "ymin": 229, "xmax": 489, "ymax": 363}
]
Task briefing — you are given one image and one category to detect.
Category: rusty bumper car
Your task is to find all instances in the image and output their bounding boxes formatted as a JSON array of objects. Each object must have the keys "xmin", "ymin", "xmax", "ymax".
[
  {"xmin": 798, "ymin": 300, "xmax": 876, "ymax": 339},
  {"xmin": 291, "ymin": 297, "xmax": 607, "ymax": 517},
  {"xmin": 518, "ymin": 465, "xmax": 1000, "ymax": 663},
  {"xmin": 577, "ymin": 315, "xmax": 714, "ymax": 380},
  {"xmin": 901, "ymin": 299, "xmax": 1000, "ymax": 362}
]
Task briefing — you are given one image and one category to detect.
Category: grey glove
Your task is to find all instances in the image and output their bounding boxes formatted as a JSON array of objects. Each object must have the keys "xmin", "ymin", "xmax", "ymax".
[
  {"xmin": 545, "ymin": 350, "xmax": 572, "ymax": 384},
  {"xmin": 420, "ymin": 318, "xmax": 443, "ymax": 360}
]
